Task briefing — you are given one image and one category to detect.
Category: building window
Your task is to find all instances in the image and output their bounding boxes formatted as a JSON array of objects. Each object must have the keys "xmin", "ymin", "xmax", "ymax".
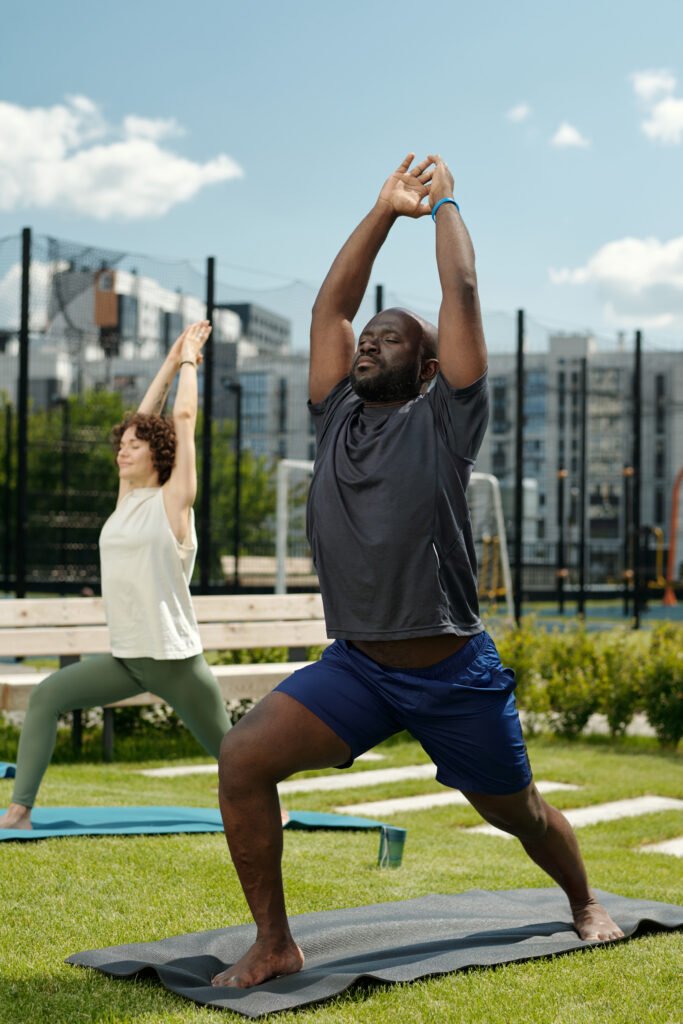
[
  {"xmin": 492, "ymin": 442, "xmax": 506, "ymax": 475},
  {"xmin": 278, "ymin": 378, "xmax": 287, "ymax": 434},
  {"xmin": 655, "ymin": 374, "xmax": 666, "ymax": 435},
  {"xmin": 523, "ymin": 370, "xmax": 546, "ymax": 432},
  {"xmin": 492, "ymin": 380, "xmax": 508, "ymax": 434}
]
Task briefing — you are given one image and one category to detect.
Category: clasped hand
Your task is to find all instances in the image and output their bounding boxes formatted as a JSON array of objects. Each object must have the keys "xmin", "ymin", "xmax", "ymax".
[
  {"xmin": 168, "ymin": 320, "xmax": 212, "ymax": 368},
  {"xmin": 377, "ymin": 153, "xmax": 455, "ymax": 217}
]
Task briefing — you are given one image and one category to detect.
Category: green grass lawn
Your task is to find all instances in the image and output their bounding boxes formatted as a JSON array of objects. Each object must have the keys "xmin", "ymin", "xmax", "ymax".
[{"xmin": 1, "ymin": 736, "xmax": 682, "ymax": 1024}]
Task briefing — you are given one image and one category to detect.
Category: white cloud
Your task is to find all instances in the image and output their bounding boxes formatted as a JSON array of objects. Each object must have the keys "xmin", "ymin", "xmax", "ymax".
[
  {"xmin": 631, "ymin": 67, "xmax": 683, "ymax": 145},
  {"xmin": 641, "ymin": 96, "xmax": 683, "ymax": 144},
  {"xmin": 550, "ymin": 122, "xmax": 590, "ymax": 148},
  {"xmin": 506, "ymin": 103, "xmax": 531, "ymax": 123},
  {"xmin": 123, "ymin": 115, "xmax": 185, "ymax": 141},
  {"xmin": 550, "ymin": 235, "xmax": 683, "ymax": 327},
  {"xmin": 631, "ymin": 69, "xmax": 676, "ymax": 102},
  {"xmin": 0, "ymin": 95, "xmax": 242, "ymax": 219}
]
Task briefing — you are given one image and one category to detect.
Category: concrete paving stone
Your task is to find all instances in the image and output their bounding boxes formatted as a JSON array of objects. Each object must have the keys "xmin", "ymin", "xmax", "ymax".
[
  {"xmin": 137, "ymin": 750, "xmax": 384, "ymax": 779},
  {"xmin": 469, "ymin": 796, "xmax": 683, "ymax": 838},
  {"xmin": 638, "ymin": 836, "xmax": 683, "ymax": 857},
  {"xmin": 336, "ymin": 781, "xmax": 579, "ymax": 817}
]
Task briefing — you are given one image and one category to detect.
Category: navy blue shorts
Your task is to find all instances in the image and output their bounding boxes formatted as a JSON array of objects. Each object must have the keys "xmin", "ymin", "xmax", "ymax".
[{"xmin": 274, "ymin": 631, "xmax": 532, "ymax": 795}]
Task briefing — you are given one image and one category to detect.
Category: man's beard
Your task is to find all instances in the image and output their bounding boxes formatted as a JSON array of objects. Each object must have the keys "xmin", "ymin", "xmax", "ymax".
[{"xmin": 350, "ymin": 361, "xmax": 422, "ymax": 402}]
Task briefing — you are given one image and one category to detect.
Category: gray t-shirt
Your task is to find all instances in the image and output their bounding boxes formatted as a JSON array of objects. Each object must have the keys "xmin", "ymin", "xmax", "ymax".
[{"xmin": 307, "ymin": 370, "xmax": 489, "ymax": 640}]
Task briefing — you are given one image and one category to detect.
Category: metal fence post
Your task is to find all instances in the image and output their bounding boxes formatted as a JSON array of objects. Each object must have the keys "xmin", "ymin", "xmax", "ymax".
[
  {"xmin": 200, "ymin": 256, "xmax": 215, "ymax": 592},
  {"xmin": 577, "ymin": 357, "xmax": 588, "ymax": 619},
  {"xmin": 513, "ymin": 309, "xmax": 525, "ymax": 626},
  {"xmin": 632, "ymin": 330, "xmax": 643, "ymax": 628},
  {"xmin": 16, "ymin": 228, "xmax": 31, "ymax": 598}
]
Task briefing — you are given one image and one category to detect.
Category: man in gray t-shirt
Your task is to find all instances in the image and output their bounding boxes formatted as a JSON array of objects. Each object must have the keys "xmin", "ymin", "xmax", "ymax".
[
  {"xmin": 213, "ymin": 154, "xmax": 623, "ymax": 990},
  {"xmin": 308, "ymin": 367, "xmax": 488, "ymax": 641}
]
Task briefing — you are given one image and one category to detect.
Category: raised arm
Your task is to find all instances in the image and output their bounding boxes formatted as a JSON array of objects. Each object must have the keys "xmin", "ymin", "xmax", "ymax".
[
  {"xmin": 429, "ymin": 156, "xmax": 487, "ymax": 389},
  {"xmin": 309, "ymin": 153, "xmax": 435, "ymax": 404},
  {"xmin": 162, "ymin": 321, "xmax": 211, "ymax": 542}
]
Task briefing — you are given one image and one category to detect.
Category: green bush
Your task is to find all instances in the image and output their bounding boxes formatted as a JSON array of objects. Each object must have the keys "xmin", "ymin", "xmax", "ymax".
[
  {"xmin": 642, "ymin": 625, "xmax": 683, "ymax": 750},
  {"xmin": 205, "ymin": 647, "xmax": 289, "ymax": 665},
  {"xmin": 594, "ymin": 632, "xmax": 644, "ymax": 737},
  {"xmin": 545, "ymin": 664, "xmax": 600, "ymax": 739},
  {"xmin": 493, "ymin": 618, "xmax": 541, "ymax": 700}
]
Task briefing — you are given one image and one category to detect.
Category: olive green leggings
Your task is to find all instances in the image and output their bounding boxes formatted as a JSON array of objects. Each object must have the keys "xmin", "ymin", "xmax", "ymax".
[{"xmin": 12, "ymin": 653, "xmax": 232, "ymax": 808}]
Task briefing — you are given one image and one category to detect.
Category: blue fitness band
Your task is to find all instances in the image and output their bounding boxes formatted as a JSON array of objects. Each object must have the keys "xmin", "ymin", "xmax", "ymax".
[{"xmin": 431, "ymin": 196, "xmax": 460, "ymax": 221}]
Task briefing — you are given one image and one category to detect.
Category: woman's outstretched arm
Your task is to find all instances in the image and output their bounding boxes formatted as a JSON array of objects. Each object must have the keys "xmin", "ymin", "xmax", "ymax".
[{"xmin": 163, "ymin": 320, "xmax": 212, "ymax": 542}]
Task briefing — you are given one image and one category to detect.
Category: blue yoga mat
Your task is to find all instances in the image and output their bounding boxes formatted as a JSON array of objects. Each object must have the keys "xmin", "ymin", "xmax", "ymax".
[
  {"xmin": 0, "ymin": 805, "xmax": 393, "ymax": 842},
  {"xmin": 0, "ymin": 762, "xmax": 16, "ymax": 779}
]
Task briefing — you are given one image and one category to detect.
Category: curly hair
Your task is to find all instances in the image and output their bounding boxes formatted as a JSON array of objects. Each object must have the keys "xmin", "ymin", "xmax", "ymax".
[{"xmin": 110, "ymin": 413, "xmax": 177, "ymax": 485}]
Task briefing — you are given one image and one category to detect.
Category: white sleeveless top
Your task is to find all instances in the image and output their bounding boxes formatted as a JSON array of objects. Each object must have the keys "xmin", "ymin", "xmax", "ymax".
[{"xmin": 99, "ymin": 487, "xmax": 203, "ymax": 660}]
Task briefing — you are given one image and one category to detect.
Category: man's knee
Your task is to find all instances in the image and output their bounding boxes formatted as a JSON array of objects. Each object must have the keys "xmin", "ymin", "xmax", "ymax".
[
  {"xmin": 219, "ymin": 726, "xmax": 258, "ymax": 792},
  {"xmin": 467, "ymin": 784, "xmax": 549, "ymax": 842},
  {"xmin": 217, "ymin": 709, "xmax": 286, "ymax": 796}
]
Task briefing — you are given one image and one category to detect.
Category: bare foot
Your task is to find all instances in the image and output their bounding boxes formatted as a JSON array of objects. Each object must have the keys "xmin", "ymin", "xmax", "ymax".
[
  {"xmin": 281, "ymin": 808, "xmax": 290, "ymax": 827},
  {"xmin": 0, "ymin": 803, "xmax": 32, "ymax": 830},
  {"xmin": 571, "ymin": 895, "xmax": 625, "ymax": 942},
  {"xmin": 211, "ymin": 937, "xmax": 304, "ymax": 988}
]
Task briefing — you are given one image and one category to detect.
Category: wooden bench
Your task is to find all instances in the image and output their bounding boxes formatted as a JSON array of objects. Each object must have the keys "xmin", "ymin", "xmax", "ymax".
[{"xmin": 0, "ymin": 594, "xmax": 327, "ymax": 760}]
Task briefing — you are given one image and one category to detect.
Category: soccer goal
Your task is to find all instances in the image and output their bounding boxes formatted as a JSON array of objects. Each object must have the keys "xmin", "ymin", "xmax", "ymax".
[
  {"xmin": 466, "ymin": 472, "xmax": 514, "ymax": 621},
  {"xmin": 275, "ymin": 460, "xmax": 513, "ymax": 620}
]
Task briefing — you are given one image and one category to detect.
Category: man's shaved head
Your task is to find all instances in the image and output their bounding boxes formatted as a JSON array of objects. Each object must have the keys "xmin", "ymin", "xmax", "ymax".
[
  {"xmin": 364, "ymin": 308, "xmax": 438, "ymax": 360},
  {"xmin": 350, "ymin": 308, "xmax": 439, "ymax": 403}
]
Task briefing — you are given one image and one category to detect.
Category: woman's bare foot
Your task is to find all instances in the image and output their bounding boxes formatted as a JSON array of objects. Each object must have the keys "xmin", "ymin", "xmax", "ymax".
[
  {"xmin": 211, "ymin": 937, "xmax": 304, "ymax": 988},
  {"xmin": 571, "ymin": 895, "xmax": 624, "ymax": 941},
  {"xmin": 281, "ymin": 808, "xmax": 290, "ymax": 826},
  {"xmin": 0, "ymin": 802, "xmax": 32, "ymax": 830}
]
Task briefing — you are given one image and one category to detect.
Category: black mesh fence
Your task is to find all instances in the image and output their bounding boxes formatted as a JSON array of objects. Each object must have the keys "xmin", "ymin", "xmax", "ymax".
[{"xmin": 0, "ymin": 229, "xmax": 681, "ymax": 602}]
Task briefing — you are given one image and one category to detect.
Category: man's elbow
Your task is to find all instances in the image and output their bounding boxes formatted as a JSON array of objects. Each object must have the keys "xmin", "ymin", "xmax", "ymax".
[
  {"xmin": 443, "ymin": 273, "xmax": 479, "ymax": 310},
  {"xmin": 458, "ymin": 270, "xmax": 479, "ymax": 301}
]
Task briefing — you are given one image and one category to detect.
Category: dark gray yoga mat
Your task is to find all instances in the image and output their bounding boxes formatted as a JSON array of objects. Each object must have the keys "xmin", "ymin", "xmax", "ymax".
[{"xmin": 67, "ymin": 888, "xmax": 683, "ymax": 1017}]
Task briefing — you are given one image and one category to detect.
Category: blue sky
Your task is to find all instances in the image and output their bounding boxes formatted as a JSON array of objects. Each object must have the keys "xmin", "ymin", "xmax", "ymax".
[{"xmin": 2, "ymin": 0, "xmax": 682, "ymax": 350}]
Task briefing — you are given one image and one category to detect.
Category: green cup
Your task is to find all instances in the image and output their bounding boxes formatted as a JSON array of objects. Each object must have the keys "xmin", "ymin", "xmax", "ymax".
[{"xmin": 377, "ymin": 825, "xmax": 407, "ymax": 868}]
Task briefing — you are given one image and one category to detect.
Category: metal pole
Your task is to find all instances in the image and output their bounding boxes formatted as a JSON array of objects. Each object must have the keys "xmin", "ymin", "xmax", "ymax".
[
  {"xmin": 623, "ymin": 466, "xmax": 633, "ymax": 616},
  {"xmin": 200, "ymin": 256, "xmax": 215, "ymax": 591},
  {"xmin": 577, "ymin": 357, "xmax": 588, "ymax": 619},
  {"xmin": 632, "ymin": 329, "xmax": 643, "ymax": 628},
  {"xmin": 556, "ymin": 468, "xmax": 568, "ymax": 613},
  {"xmin": 3, "ymin": 403, "xmax": 12, "ymax": 589},
  {"xmin": 513, "ymin": 309, "xmax": 524, "ymax": 625},
  {"xmin": 16, "ymin": 228, "xmax": 31, "ymax": 598},
  {"xmin": 375, "ymin": 284, "xmax": 384, "ymax": 315},
  {"xmin": 61, "ymin": 399, "xmax": 69, "ymax": 589},
  {"xmin": 233, "ymin": 384, "xmax": 242, "ymax": 589}
]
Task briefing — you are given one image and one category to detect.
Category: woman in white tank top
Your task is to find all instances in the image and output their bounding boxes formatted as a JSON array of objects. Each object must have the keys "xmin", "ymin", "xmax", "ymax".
[{"xmin": 1, "ymin": 322, "xmax": 233, "ymax": 829}]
